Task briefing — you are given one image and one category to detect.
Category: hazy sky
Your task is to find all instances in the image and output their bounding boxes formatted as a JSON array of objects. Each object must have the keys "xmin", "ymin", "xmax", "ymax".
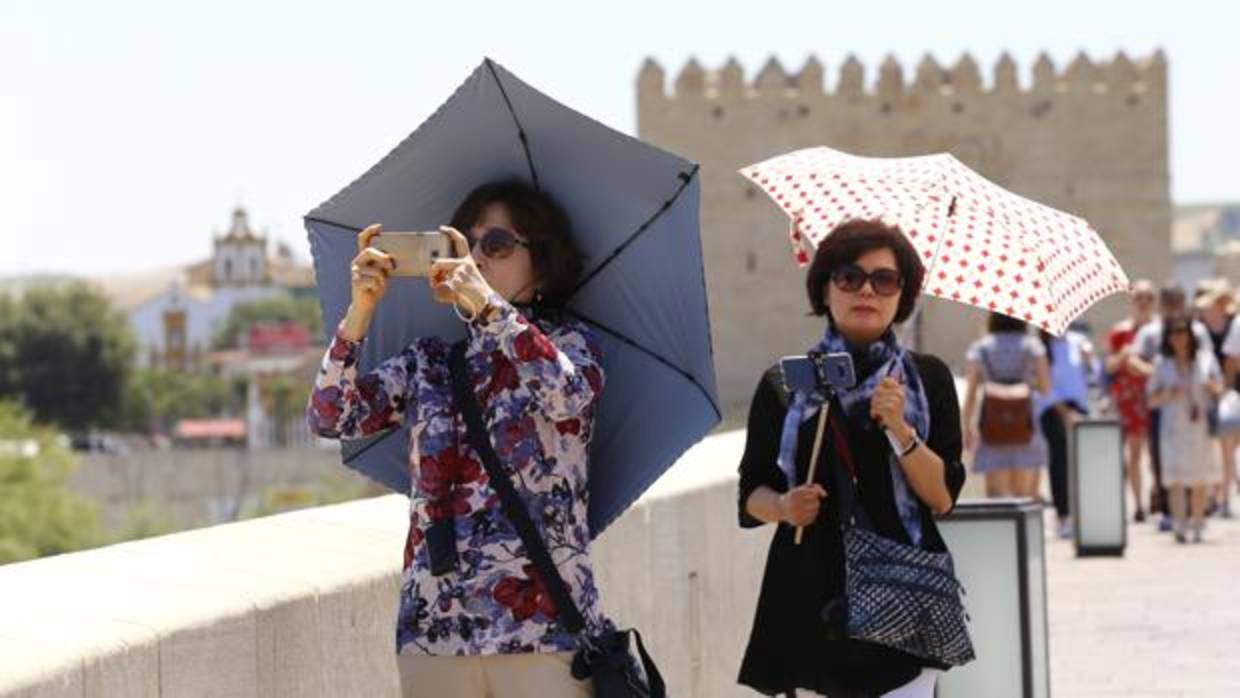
[{"xmin": 2, "ymin": 0, "xmax": 1236, "ymax": 277}]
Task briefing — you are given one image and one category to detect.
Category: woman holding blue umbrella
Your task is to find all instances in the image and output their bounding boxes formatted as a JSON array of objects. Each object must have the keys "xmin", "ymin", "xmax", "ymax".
[{"xmin": 308, "ymin": 181, "xmax": 602, "ymax": 697}]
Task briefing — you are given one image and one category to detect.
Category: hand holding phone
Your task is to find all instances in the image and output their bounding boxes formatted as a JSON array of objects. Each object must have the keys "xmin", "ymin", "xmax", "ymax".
[{"xmin": 348, "ymin": 224, "xmax": 396, "ymax": 313}]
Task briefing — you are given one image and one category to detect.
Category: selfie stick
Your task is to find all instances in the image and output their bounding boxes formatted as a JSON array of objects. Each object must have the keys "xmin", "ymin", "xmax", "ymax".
[{"xmin": 794, "ymin": 399, "xmax": 830, "ymax": 545}]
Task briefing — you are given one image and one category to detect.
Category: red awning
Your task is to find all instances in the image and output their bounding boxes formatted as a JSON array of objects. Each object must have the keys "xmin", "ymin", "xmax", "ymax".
[{"xmin": 174, "ymin": 419, "xmax": 246, "ymax": 439}]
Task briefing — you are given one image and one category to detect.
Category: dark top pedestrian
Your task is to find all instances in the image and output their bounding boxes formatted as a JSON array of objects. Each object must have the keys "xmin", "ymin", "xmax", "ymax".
[{"xmin": 737, "ymin": 353, "xmax": 966, "ymax": 697}]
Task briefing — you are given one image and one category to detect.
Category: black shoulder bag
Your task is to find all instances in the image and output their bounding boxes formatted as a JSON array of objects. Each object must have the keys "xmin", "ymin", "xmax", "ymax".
[{"xmin": 449, "ymin": 343, "xmax": 667, "ymax": 698}]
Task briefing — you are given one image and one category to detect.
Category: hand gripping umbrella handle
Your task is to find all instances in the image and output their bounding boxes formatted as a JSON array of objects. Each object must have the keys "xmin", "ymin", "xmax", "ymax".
[{"xmin": 794, "ymin": 402, "xmax": 830, "ymax": 545}]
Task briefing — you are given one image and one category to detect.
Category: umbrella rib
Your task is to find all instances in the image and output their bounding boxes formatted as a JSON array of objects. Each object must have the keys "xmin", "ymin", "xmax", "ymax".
[
  {"xmin": 572, "ymin": 164, "xmax": 700, "ymax": 293},
  {"xmin": 484, "ymin": 58, "xmax": 539, "ymax": 191},
  {"xmin": 341, "ymin": 430, "xmax": 399, "ymax": 466},
  {"xmin": 563, "ymin": 308, "xmax": 722, "ymax": 421},
  {"xmin": 305, "ymin": 216, "xmax": 361, "ymax": 233}
]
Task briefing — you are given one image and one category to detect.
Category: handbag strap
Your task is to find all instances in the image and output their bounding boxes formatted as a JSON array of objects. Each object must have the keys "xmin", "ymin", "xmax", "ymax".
[
  {"xmin": 629, "ymin": 628, "xmax": 667, "ymax": 696},
  {"xmin": 823, "ymin": 404, "xmax": 875, "ymax": 532},
  {"xmin": 977, "ymin": 345, "xmax": 1001, "ymax": 384},
  {"xmin": 448, "ymin": 342, "xmax": 588, "ymax": 635},
  {"xmin": 979, "ymin": 343, "xmax": 1024, "ymax": 386}
]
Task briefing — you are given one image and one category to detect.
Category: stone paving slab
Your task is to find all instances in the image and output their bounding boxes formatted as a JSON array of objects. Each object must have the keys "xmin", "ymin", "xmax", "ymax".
[{"xmin": 1045, "ymin": 510, "xmax": 1240, "ymax": 697}]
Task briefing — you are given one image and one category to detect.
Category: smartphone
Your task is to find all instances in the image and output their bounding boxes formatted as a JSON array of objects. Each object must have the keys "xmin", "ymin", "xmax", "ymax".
[
  {"xmin": 370, "ymin": 231, "xmax": 455, "ymax": 277},
  {"xmin": 780, "ymin": 352, "xmax": 857, "ymax": 392}
]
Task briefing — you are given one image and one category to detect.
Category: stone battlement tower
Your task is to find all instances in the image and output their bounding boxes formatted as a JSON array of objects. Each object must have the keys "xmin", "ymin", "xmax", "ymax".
[{"xmin": 637, "ymin": 52, "xmax": 1170, "ymax": 414}]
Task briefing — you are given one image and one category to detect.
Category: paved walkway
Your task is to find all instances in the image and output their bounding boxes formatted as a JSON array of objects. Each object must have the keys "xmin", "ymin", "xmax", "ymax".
[{"xmin": 1045, "ymin": 508, "xmax": 1240, "ymax": 697}]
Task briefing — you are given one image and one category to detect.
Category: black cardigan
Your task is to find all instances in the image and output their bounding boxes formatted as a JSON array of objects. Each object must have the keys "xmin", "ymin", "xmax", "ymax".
[{"xmin": 736, "ymin": 353, "xmax": 966, "ymax": 697}]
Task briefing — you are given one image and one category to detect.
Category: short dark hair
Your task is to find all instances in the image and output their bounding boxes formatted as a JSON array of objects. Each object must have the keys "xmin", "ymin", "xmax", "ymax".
[
  {"xmin": 449, "ymin": 180, "xmax": 584, "ymax": 306},
  {"xmin": 1160, "ymin": 315, "xmax": 1199, "ymax": 357},
  {"xmin": 988, "ymin": 311, "xmax": 1028, "ymax": 335},
  {"xmin": 805, "ymin": 219, "xmax": 924, "ymax": 324},
  {"xmin": 1159, "ymin": 282, "xmax": 1186, "ymax": 312}
]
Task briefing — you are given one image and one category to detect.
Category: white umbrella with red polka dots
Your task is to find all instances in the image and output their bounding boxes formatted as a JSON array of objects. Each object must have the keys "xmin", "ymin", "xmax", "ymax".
[{"xmin": 740, "ymin": 146, "xmax": 1129, "ymax": 334}]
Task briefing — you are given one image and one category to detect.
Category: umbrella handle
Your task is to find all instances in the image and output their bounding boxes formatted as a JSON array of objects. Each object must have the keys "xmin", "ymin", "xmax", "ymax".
[{"xmin": 794, "ymin": 404, "xmax": 830, "ymax": 545}]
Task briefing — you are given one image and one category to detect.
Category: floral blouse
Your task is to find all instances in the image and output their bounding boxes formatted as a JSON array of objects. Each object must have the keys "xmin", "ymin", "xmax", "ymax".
[{"xmin": 306, "ymin": 295, "xmax": 605, "ymax": 656}]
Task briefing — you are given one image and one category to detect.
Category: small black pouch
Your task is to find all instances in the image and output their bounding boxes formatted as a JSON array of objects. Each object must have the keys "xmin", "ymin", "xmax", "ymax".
[{"xmin": 425, "ymin": 518, "xmax": 458, "ymax": 576}]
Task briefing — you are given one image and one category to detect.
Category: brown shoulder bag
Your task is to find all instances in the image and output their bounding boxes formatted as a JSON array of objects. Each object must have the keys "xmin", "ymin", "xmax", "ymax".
[{"xmin": 977, "ymin": 347, "xmax": 1035, "ymax": 446}]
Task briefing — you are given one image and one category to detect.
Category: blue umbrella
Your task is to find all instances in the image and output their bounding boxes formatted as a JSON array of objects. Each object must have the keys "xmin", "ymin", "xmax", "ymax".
[{"xmin": 305, "ymin": 58, "xmax": 719, "ymax": 536}]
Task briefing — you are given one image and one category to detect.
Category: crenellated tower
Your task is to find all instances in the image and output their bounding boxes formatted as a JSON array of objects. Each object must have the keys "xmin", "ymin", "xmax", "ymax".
[{"xmin": 637, "ymin": 51, "xmax": 1170, "ymax": 414}]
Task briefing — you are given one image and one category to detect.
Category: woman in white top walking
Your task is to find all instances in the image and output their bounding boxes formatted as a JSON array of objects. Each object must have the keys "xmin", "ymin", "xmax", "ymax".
[{"xmin": 1147, "ymin": 315, "xmax": 1223, "ymax": 543}]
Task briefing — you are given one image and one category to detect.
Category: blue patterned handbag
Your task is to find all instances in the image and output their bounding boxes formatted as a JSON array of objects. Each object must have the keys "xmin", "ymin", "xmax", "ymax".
[
  {"xmin": 828, "ymin": 414, "xmax": 975, "ymax": 667},
  {"xmin": 842, "ymin": 525, "xmax": 975, "ymax": 666}
]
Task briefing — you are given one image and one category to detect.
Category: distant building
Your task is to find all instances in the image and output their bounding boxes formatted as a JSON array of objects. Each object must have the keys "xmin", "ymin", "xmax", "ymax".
[
  {"xmin": 206, "ymin": 321, "xmax": 324, "ymax": 449},
  {"xmin": 100, "ymin": 207, "xmax": 317, "ymax": 371},
  {"xmin": 1172, "ymin": 204, "xmax": 1240, "ymax": 292}
]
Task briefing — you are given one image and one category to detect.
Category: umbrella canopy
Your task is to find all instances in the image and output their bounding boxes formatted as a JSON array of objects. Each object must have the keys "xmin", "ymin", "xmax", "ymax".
[
  {"xmin": 740, "ymin": 146, "xmax": 1130, "ymax": 335},
  {"xmin": 306, "ymin": 59, "xmax": 719, "ymax": 536}
]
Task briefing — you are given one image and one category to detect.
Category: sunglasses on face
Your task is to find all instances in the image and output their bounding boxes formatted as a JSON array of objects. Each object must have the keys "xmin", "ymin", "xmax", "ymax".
[
  {"xmin": 830, "ymin": 265, "xmax": 904, "ymax": 297},
  {"xmin": 466, "ymin": 226, "xmax": 533, "ymax": 260}
]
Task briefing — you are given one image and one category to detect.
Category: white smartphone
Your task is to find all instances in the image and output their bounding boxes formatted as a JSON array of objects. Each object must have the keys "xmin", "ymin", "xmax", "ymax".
[{"xmin": 370, "ymin": 231, "xmax": 455, "ymax": 277}]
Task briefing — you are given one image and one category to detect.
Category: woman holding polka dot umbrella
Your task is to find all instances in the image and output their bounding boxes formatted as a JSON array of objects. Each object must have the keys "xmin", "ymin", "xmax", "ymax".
[{"xmin": 735, "ymin": 146, "xmax": 1128, "ymax": 697}]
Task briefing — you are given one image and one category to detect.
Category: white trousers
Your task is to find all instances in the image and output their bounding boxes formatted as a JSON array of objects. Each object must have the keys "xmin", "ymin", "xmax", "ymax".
[{"xmin": 881, "ymin": 668, "xmax": 941, "ymax": 697}]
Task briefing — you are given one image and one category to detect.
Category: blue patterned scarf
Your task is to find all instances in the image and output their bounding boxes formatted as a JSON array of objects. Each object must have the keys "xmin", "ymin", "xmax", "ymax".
[{"xmin": 776, "ymin": 325, "xmax": 930, "ymax": 546}]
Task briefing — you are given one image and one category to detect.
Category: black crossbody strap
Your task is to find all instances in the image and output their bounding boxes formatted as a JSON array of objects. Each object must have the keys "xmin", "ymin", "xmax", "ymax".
[
  {"xmin": 825, "ymin": 405, "xmax": 877, "ymax": 533},
  {"xmin": 630, "ymin": 629, "xmax": 667, "ymax": 696},
  {"xmin": 448, "ymin": 342, "xmax": 588, "ymax": 634}
]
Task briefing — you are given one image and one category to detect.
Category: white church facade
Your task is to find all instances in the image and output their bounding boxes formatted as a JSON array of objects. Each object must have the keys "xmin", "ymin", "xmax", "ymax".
[{"xmin": 120, "ymin": 208, "xmax": 314, "ymax": 371}]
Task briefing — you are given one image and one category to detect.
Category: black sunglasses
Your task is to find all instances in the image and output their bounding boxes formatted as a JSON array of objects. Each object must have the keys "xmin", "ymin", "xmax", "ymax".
[
  {"xmin": 830, "ymin": 265, "xmax": 904, "ymax": 297},
  {"xmin": 466, "ymin": 226, "xmax": 533, "ymax": 260}
]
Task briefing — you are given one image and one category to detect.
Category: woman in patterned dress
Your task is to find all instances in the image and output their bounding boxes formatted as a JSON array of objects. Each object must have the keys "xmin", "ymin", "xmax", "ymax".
[
  {"xmin": 307, "ymin": 181, "xmax": 603, "ymax": 698},
  {"xmin": 1105, "ymin": 280, "xmax": 1156, "ymax": 521}
]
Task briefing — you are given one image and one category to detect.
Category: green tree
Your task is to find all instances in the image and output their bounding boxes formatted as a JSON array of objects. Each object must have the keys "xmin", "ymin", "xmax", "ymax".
[
  {"xmin": 0, "ymin": 401, "xmax": 103, "ymax": 564},
  {"xmin": 0, "ymin": 284, "xmax": 135, "ymax": 431},
  {"xmin": 212, "ymin": 294, "xmax": 322, "ymax": 350},
  {"xmin": 119, "ymin": 368, "xmax": 240, "ymax": 433}
]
